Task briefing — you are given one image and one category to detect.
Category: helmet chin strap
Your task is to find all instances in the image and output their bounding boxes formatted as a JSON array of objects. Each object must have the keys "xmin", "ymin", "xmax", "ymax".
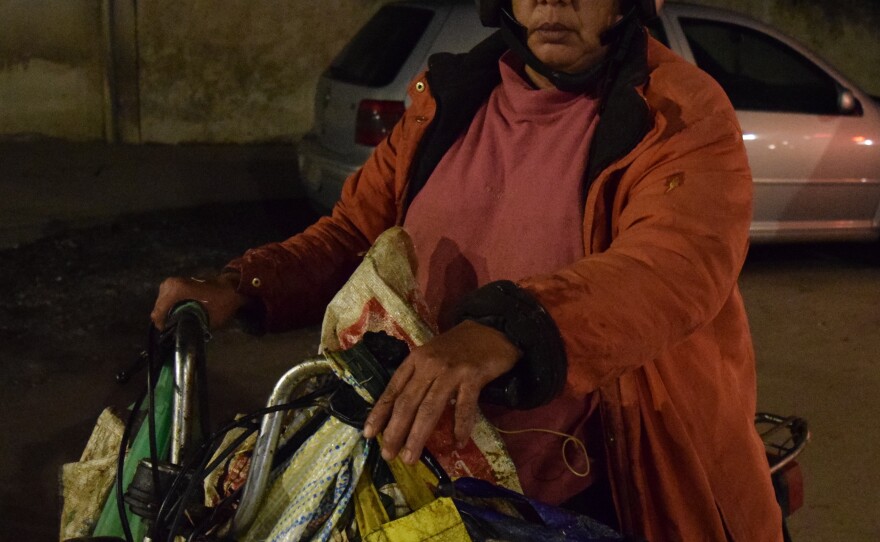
[{"xmin": 498, "ymin": 6, "xmax": 638, "ymax": 93}]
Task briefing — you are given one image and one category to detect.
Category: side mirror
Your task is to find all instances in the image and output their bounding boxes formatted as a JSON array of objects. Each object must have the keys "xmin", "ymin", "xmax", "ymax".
[{"xmin": 838, "ymin": 88, "xmax": 863, "ymax": 116}]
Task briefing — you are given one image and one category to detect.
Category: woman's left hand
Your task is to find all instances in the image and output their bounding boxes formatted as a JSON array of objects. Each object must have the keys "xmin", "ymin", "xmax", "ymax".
[{"xmin": 362, "ymin": 319, "xmax": 521, "ymax": 464}]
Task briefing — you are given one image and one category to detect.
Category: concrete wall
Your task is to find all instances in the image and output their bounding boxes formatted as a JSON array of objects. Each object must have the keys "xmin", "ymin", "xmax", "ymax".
[
  {"xmin": 0, "ymin": 1, "xmax": 106, "ymax": 140},
  {"xmin": 0, "ymin": 0, "xmax": 877, "ymax": 143},
  {"xmin": 0, "ymin": 0, "xmax": 393, "ymax": 143},
  {"xmin": 137, "ymin": 0, "xmax": 392, "ymax": 143}
]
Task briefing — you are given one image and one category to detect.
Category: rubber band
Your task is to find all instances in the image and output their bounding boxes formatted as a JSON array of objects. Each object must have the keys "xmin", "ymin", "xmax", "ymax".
[{"xmin": 493, "ymin": 426, "xmax": 591, "ymax": 478}]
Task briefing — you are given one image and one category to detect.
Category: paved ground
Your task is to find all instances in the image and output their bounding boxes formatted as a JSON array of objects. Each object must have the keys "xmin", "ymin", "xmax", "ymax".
[
  {"xmin": 741, "ymin": 242, "xmax": 880, "ymax": 540},
  {"xmin": 1, "ymin": 143, "xmax": 878, "ymax": 541}
]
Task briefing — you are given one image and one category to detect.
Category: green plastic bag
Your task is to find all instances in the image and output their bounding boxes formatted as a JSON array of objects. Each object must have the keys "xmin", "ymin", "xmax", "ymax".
[{"xmin": 92, "ymin": 364, "xmax": 174, "ymax": 540}]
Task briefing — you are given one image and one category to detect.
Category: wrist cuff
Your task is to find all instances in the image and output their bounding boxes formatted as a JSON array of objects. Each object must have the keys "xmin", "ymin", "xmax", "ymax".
[{"xmin": 454, "ymin": 280, "xmax": 567, "ymax": 409}]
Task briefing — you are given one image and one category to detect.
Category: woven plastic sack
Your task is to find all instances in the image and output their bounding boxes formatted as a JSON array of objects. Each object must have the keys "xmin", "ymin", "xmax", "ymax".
[
  {"xmin": 59, "ymin": 408, "xmax": 125, "ymax": 540},
  {"xmin": 363, "ymin": 497, "xmax": 470, "ymax": 542},
  {"xmin": 321, "ymin": 227, "xmax": 521, "ymax": 493},
  {"xmin": 240, "ymin": 227, "xmax": 520, "ymax": 541}
]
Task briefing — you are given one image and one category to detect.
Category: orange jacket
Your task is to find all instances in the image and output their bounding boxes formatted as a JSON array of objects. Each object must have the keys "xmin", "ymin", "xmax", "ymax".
[{"xmin": 229, "ymin": 33, "xmax": 782, "ymax": 542}]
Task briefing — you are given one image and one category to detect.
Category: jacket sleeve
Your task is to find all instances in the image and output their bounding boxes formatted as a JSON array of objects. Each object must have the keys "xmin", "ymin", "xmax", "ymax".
[
  {"xmin": 518, "ymin": 110, "xmax": 753, "ymax": 395},
  {"xmin": 224, "ymin": 109, "xmax": 416, "ymax": 332},
  {"xmin": 457, "ymin": 107, "xmax": 752, "ymax": 401}
]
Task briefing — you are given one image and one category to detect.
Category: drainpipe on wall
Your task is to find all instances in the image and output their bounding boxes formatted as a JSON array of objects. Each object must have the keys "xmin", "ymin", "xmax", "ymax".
[
  {"xmin": 100, "ymin": 0, "xmax": 117, "ymax": 142},
  {"xmin": 100, "ymin": 0, "xmax": 141, "ymax": 143}
]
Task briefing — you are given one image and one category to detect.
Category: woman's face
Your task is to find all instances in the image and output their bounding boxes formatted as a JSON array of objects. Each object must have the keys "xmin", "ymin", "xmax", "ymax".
[{"xmin": 511, "ymin": 0, "xmax": 621, "ymax": 75}]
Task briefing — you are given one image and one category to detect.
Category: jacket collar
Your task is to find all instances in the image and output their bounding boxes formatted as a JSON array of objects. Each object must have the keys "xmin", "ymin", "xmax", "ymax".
[
  {"xmin": 406, "ymin": 27, "xmax": 652, "ymax": 206},
  {"xmin": 585, "ymin": 24, "xmax": 652, "ymax": 187},
  {"xmin": 406, "ymin": 33, "xmax": 507, "ymax": 206}
]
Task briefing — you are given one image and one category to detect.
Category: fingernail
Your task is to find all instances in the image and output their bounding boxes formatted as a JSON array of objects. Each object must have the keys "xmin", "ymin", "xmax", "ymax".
[
  {"xmin": 456, "ymin": 440, "xmax": 467, "ymax": 450},
  {"xmin": 402, "ymin": 449, "xmax": 414, "ymax": 464},
  {"xmin": 381, "ymin": 447, "xmax": 394, "ymax": 462},
  {"xmin": 362, "ymin": 422, "xmax": 374, "ymax": 438}
]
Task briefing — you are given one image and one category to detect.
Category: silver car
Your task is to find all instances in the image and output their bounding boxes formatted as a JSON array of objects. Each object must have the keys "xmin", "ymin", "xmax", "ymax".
[{"xmin": 298, "ymin": 0, "xmax": 880, "ymax": 242}]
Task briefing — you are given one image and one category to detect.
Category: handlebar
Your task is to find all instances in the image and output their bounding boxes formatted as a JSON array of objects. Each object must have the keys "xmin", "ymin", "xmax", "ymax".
[
  {"xmin": 165, "ymin": 301, "xmax": 211, "ymax": 466},
  {"xmin": 232, "ymin": 356, "xmax": 336, "ymax": 536}
]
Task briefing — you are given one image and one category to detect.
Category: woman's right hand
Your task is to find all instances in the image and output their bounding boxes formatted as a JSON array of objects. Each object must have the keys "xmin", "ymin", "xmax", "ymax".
[{"xmin": 151, "ymin": 272, "xmax": 247, "ymax": 331}]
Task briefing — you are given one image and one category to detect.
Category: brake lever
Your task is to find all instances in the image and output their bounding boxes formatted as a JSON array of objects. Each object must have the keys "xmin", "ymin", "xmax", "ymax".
[
  {"xmin": 116, "ymin": 349, "xmax": 149, "ymax": 384},
  {"xmin": 116, "ymin": 323, "xmax": 179, "ymax": 384}
]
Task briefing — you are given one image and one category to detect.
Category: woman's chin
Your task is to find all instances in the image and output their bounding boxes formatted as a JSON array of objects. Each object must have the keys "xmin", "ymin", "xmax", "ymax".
[
  {"xmin": 529, "ymin": 43, "xmax": 601, "ymax": 74},
  {"xmin": 528, "ymin": 44, "xmax": 582, "ymax": 72}
]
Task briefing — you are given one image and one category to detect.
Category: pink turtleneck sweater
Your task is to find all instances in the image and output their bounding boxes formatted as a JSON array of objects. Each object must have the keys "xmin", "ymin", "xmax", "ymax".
[{"xmin": 404, "ymin": 52, "xmax": 604, "ymax": 503}]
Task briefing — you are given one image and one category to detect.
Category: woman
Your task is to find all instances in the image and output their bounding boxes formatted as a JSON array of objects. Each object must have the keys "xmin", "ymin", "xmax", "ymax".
[{"xmin": 153, "ymin": 1, "xmax": 783, "ymax": 539}]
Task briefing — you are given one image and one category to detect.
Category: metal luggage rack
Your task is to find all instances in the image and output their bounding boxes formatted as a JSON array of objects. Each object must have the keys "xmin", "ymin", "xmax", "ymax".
[{"xmin": 755, "ymin": 412, "xmax": 810, "ymax": 474}]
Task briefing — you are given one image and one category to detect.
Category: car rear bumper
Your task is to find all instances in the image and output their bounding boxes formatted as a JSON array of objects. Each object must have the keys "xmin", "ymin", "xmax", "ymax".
[
  {"xmin": 750, "ymin": 220, "xmax": 880, "ymax": 243},
  {"xmin": 297, "ymin": 134, "xmax": 365, "ymax": 213}
]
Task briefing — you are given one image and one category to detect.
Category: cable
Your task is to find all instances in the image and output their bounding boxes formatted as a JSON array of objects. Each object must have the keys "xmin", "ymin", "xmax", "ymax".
[
  {"xmin": 185, "ymin": 486, "xmax": 243, "ymax": 542},
  {"xmin": 195, "ymin": 331, "xmax": 212, "ymax": 447},
  {"xmin": 146, "ymin": 325, "xmax": 163, "ymax": 527},
  {"xmin": 154, "ymin": 383, "xmax": 340, "ymax": 541},
  {"xmin": 116, "ymin": 387, "xmax": 147, "ymax": 542},
  {"xmin": 111, "ymin": 324, "xmax": 166, "ymax": 542},
  {"xmin": 494, "ymin": 426, "xmax": 591, "ymax": 478},
  {"xmin": 161, "ymin": 393, "xmax": 329, "ymax": 541},
  {"xmin": 164, "ymin": 421, "xmax": 261, "ymax": 542}
]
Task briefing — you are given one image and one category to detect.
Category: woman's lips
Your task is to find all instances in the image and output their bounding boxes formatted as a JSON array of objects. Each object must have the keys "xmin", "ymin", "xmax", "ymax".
[{"xmin": 533, "ymin": 22, "xmax": 573, "ymax": 42}]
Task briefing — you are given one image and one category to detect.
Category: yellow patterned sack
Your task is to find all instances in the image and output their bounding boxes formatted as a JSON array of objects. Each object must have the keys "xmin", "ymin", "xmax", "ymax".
[
  {"xmin": 363, "ymin": 498, "xmax": 471, "ymax": 542},
  {"xmin": 239, "ymin": 417, "xmax": 368, "ymax": 542}
]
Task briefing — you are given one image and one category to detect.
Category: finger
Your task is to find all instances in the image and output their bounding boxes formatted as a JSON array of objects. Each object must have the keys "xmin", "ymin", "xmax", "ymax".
[
  {"xmin": 453, "ymin": 385, "xmax": 480, "ymax": 448},
  {"xmin": 150, "ymin": 301, "xmax": 164, "ymax": 329},
  {"xmin": 363, "ymin": 361, "xmax": 414, "ymax": 439},
  {"xmin": 400, "ymin": 380, "xmax": 455, "ymax": 464},
  {"xmin": 379, "ymin": 368, "xmax": 439, "ymax": 462},
  {"xmin": 151, "ymin": 279, "xmax": 178, "ymax": 329},
  {"xmin": 152, "ymin": 277, "xmax": 199, "ymax": 330}
]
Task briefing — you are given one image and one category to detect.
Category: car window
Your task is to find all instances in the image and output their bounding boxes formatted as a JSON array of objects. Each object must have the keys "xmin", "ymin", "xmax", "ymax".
[
  {"xmin": 328, "ymin": 6, "xmax": 434, "ymax": 87},
  {"xmin": 645, "ymin": 17, "xmax": 669, "ymax": 48},
  {"xmin": 679, "ymin": 18, "xmax": 840, "ymax": 115}
]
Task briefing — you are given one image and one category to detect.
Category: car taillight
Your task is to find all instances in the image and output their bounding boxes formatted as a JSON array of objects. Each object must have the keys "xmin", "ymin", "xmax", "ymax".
[{"xmin": 356, "ymin": 100, "xmax": 406, "ymax": 146}]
